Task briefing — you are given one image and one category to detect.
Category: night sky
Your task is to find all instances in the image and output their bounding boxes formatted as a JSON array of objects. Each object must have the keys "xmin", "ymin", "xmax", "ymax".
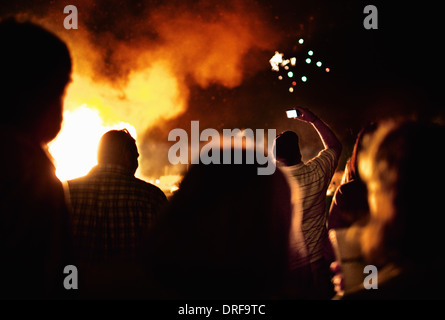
[
  {"xmin": 1, "ymin": 0, "xmax": 444, "ymax": 175},
  {"xmin": 143, "ymin": 0, "xmax": 445, "ymax": 172}
]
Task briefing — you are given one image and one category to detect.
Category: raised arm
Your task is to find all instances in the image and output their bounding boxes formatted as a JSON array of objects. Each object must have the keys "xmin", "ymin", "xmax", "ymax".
[{"xmin": 293, "ymin": 107, "xmax": 342, "ymax": 158}]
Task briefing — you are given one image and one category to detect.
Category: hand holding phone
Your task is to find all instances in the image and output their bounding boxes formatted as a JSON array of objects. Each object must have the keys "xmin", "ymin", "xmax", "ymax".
[{"xmin": 286, "ymin": 107, "xmax": 317, "ymax": 123}]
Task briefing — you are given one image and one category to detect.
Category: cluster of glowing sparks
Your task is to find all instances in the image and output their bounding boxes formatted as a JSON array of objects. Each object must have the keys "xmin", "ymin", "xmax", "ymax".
[{"xmin": 269, "ymin": 38, "xmax": 331, "ymax": 93}]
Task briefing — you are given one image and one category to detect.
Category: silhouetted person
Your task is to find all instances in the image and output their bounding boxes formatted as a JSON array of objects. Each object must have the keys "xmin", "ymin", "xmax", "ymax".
[
  {"xmin": 340, "ymin": 120, "xmax": 445, "ymax": 299},
  {"xmin": 0, "ymin": 17, "xmax": 74, "ymax": 299},
  {"xmin": 67, "ymin": 129, "xmax": 167, "ymax": 298},
  {"xmin": 144, "ymin": 148, "xmax": 293, "ymax": 299},
  {"xmin": 274, "ymin": 107, "xmax": 342, "ymax": 299},
  {"xmin": 328, "ymin": 122, "xmax": 377, "ymax": 230}
]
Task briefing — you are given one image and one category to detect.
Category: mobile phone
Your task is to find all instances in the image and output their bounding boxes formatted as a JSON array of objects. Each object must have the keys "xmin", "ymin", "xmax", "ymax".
[{"xmin": 286, "ymin": 109, "xmax": 298, "ymax": 118}]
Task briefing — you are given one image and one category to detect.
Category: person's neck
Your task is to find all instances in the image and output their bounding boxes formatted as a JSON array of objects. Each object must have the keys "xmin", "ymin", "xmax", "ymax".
[{"xmin": 97, "ymin": 162, "xmax": 136, "ymax": 176}]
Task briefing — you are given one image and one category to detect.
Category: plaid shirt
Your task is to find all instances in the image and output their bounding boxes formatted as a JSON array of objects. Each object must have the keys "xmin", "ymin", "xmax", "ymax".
[{"xmin": 67, "ymin": 164, "xmax": 167, "ymax": 265}]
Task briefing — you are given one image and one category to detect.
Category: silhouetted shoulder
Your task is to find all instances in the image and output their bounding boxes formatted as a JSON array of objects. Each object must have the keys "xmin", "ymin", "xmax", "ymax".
[
  {"xmin": 134, "ymin": 177, "xmax": 167, "ymax": 200},
  {"xmin": 329, "ymin": 179, "xmax": 369, "ymax": 230},
  {"xmin": 67, "ymin": 174, "xmax": 89, "ymax": 186}
]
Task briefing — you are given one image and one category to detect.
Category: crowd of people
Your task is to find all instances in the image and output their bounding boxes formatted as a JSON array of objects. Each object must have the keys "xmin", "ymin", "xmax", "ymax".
[{"xmin": 1, "ymin": 18, "xmax": 444, "ymax": 300}]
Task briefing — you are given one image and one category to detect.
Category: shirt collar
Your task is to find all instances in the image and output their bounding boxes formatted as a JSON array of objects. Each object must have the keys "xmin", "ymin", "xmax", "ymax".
[{"xmin": 90, "ymin": 163, "xmax": 134, "ymax": 176}]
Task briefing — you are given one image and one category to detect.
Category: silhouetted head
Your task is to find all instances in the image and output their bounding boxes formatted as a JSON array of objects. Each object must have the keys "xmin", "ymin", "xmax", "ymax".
[
  {"xmin": 273, "ymin": 130, "xmax": 302, "ymax": 166},
  {"xmin": 145, "ymin": 148, "xmax": 292, "ymax": 299},
  {"xmin": 359, "ymin": 120, "xmax": 445, "ymax": 267},
  {"xmin": 97, "ymin": 129, "xmax": 139, "ymax": 174},
  {"xmin": 0, "ymin": 17, "xmax": 72, "ymax": 143}
]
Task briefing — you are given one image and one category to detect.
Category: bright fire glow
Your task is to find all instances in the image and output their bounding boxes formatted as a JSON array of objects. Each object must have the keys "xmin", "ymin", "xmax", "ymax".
[
  {"xmin": 269, "ymin": 51, "xmax": 285, "ymax": 71},
  {"xmin": 48, "ymin": 105, "xmax": 137, "ymax": 181},
  {"xmin": 48, "ymin": 104, "xmax": 183, "ymax": 195},
  {"xmin": 148, "ymin": 175, "xmax": 182, "ymax": 194},
  {"xmin": 39, "ymin": 0, "xmax": 278, "ymax": 192},
  {"xmin": 47, "ymin": 59, "xmax": 186, "ymax": 185}
]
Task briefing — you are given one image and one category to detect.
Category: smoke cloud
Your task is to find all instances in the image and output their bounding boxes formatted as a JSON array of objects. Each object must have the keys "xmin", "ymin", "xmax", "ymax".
[{"xmin": 2, "ymin": 0, "xmax": 281, "ymax": 183}]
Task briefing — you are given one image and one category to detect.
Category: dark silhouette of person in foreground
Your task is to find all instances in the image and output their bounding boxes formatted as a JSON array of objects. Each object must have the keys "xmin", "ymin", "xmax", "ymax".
[
  {"xmin": 144, "ymin": 148, "xmax": 293, "ymax": 299},
  {"xmin": 274, "ymin": 107, "xmax": 342, "ymax": 299},
  {"xmin": 0, "ymin": 17, "xmax": 74, "ymax": 299},
  {"xmin": 336, "ymin": 120, "xmax": 445, "ymax": 299},
  {"xmin": 328, "ymin": 122, "xmax": 378, "ymax": 230},
  {"xmin": 67, "ymin": 129, "xmax": 167, "ymax": 298}
]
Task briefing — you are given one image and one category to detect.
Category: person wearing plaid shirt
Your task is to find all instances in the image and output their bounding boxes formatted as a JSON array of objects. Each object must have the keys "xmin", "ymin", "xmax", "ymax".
[{"xmin": 67, "ymin": 129, "xmax": 167, "ymax": 267}]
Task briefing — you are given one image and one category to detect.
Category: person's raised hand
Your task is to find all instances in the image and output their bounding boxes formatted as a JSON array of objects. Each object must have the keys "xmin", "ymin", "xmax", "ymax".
[{"xmin": 293, "ymin": 107, "xmax": 318, "ymax": 123}]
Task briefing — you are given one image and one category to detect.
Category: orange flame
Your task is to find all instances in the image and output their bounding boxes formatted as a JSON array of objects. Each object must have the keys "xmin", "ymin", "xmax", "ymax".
[{"xmin": 32, "ymin": 0, "xmax": 278, "ymax": 191}]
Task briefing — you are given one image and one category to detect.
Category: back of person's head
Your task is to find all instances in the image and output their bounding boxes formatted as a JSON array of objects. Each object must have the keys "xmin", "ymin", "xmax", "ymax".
[
  {"xmin": 274, "ymin": 130, "xmax": 302, "ymax": 166},
  {"xmin": 145, "ymin": 148, "xmax": 292, "ymax": 299},
  {"xmin": 359, "ymin": 119, "xmax": 445, "ymax": 267},
  {"xmin": 0, "ymin": 17, "xmax": 72, "ymax": 142},
  {"xmin": 97, "ymin": 129, "xmax": 139, "ymax": 173}
]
